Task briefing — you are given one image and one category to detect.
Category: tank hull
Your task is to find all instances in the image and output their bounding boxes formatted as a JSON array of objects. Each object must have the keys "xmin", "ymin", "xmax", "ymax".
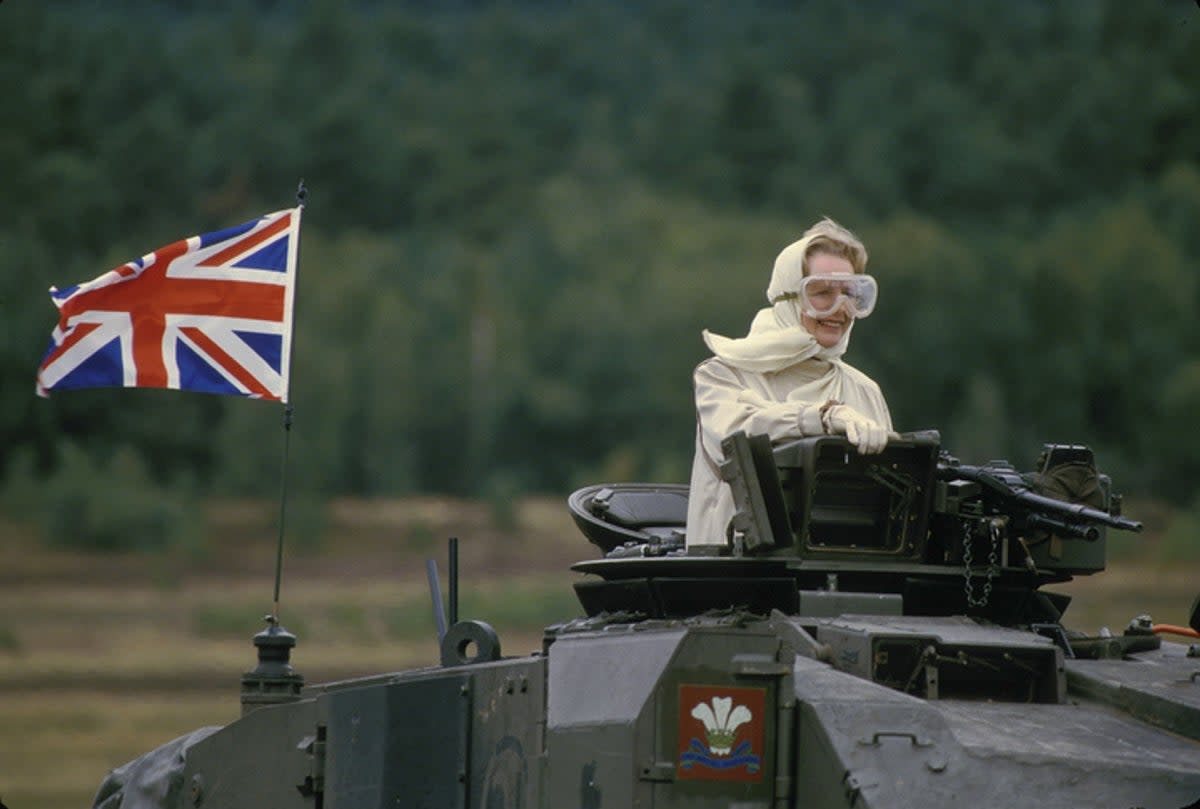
[{"xmin": 97, "ymin": 614, "xmax": 1200, "ymax": 809}]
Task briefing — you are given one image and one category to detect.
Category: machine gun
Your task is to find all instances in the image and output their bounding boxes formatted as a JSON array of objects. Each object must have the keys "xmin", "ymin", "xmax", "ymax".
[
  {"xmin": 938, "ymin": 456, "xmax": 1143, "ymax": 541},
  {"xmin": 933, "ymin": 443, "xmax": 1142, "ymax": 577}
]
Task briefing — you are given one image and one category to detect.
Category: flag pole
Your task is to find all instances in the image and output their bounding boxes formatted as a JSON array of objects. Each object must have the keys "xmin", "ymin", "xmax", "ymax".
[
  {"xmin": 272, "ymin": 402, "xmax": 293, "ymax": 623},
  {"xmin": 271, "ymin": 180, "xmax": 307, "ymax": 624}
]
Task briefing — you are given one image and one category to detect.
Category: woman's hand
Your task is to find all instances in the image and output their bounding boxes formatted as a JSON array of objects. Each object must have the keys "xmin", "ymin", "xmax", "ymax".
[{"xmin": 825, "ymin": 404, "xmax": 890, "ymax": 454}]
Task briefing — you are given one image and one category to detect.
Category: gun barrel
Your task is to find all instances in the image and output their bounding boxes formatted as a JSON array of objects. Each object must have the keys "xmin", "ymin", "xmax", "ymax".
[
  {"xmin": 1016, "ymin": 490, "xmax": 1143, "ymax": 533},
  {"xmin": 1026, "ymin": 512, "xmax": 1100, "ymax": 541}
]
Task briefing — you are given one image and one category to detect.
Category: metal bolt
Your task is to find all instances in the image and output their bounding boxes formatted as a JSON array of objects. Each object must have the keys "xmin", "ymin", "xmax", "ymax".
[{"xmin": 1128, "ymin": 614, "xmax": 1154, "ymax": 633}]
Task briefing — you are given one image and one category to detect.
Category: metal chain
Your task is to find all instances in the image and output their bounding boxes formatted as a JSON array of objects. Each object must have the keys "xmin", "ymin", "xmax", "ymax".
[
  {"xmin": 983, "ymin": 519, "xmax": 1000, "ymax": 603},
  {"xmin": 962, "ymin": 520, "xmax": 976, "ymax": 605},
  {"xmin": 963, "ymin": 518, "xmax": 1001, "ymax": 608}
]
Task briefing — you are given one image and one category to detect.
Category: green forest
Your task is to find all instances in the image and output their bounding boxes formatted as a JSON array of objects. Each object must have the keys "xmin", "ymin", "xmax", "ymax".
[{"xmin": 3, "ymin": 1, "xmax": 1200, "ymax": 551}]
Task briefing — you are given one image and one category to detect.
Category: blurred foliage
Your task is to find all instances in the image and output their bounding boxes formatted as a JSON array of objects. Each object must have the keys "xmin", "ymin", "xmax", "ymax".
[
  {"xmin": 35, "ymin": 442, "xmax": 205, "ymax": 553},
  {"xmin": 1161, "ymin": 497, "xmax": 1200, "ymax": 563},
  {"xmin": 192, "ymin": 602, "xmax": 270, "ymax": 639},
  {"xmin": 3, "ymin": 0, "xmax": 1200, "ymax": 552},
  {"xmin": 0, "ymin": 623, "xmax": 20, "ymax": 653},
  {"xmin": 458, "ymin": 581, "xmax": 585, "ymax": 629}
]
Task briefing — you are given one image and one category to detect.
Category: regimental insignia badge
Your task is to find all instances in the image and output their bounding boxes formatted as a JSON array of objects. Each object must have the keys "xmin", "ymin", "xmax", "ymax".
[{"xmin": 677, "ymin": 684, "xmax": 766, "ymax": 782}]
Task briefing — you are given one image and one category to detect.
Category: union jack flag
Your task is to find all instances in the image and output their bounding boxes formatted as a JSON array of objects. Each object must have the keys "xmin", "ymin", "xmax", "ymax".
[{"xmin": 36, "ymin": 208, "xmax": 301, "ymax": 402}]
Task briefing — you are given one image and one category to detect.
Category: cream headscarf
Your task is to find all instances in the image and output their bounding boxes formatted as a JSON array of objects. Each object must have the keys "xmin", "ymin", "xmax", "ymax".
[
  {"xmin": 701, "ymin": 227, "xmax": 857, "ymax": 373},
  {"xmin": 701, "ymin": 300, "xmax": 852, "ymax": 372}
]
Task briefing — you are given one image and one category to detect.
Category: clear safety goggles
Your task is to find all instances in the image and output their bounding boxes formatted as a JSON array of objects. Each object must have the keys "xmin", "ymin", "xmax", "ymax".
[{"xmin": 784, "ymin": 273, "xmax": 878, "ymax": 319}]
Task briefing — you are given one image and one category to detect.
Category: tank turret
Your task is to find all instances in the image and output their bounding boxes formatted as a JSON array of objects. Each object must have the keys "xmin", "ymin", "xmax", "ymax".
[{"xmin": 568, "ymin": 432, "xmax": 1142, "ymax": 624}]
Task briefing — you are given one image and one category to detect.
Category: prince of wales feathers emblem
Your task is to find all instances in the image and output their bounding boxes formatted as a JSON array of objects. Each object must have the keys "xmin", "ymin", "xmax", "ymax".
[
  {"xmin": 691, "ymin": 696, "xmax": 752, "ymax": 755},
  {"xmin": 678, "ymin": 690, "xmax": 763, "ymax": 778}
]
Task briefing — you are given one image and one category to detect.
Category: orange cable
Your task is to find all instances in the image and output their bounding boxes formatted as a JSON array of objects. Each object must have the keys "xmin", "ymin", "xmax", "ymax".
[{"xmin": 1151, "ymin": 624, "xmax": 1200, "ymax": 639}]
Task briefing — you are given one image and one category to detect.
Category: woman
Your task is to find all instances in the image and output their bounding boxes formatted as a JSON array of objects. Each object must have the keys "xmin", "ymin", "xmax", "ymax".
[{"xmin": 685, "ymin": 217, "xmax": 893, "ymax": 549}]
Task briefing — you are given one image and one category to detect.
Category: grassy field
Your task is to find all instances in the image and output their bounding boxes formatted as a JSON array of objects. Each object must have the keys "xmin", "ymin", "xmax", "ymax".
[{"xmin": 0, "ymin": 497, "xmax": 1195, "ymax": 809}]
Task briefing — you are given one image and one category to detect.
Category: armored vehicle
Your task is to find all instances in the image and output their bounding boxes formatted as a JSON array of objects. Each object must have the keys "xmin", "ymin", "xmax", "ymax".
[{"xmin": 94, "ymin": 432, "xmax": 1200, "ymax": 809}]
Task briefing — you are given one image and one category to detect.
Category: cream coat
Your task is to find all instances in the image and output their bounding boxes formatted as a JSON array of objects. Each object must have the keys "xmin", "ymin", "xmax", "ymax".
[{"xmin": 684, "ymin": 351, "xmax": 891, "ymax": 548}]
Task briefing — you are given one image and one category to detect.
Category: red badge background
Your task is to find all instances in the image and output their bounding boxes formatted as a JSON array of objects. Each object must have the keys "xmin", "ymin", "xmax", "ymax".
[{"xmin": 677, "ymin": 684, "xmax": 766, "ymax": 782}]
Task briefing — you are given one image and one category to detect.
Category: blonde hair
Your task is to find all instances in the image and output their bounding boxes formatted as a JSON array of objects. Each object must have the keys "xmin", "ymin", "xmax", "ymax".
[
  {"xmin": 765, "ymin": 217, "xmax": 869, "ymax": 303},
  {"xmin": 801, "ymin": 217, "xmax": 868, "ymax": 275}
]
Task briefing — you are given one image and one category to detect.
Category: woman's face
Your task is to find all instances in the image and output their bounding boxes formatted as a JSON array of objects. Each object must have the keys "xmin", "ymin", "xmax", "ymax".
[{"xmin": 801, "ymin": 251, "xmax": 855, "ymax": 348}]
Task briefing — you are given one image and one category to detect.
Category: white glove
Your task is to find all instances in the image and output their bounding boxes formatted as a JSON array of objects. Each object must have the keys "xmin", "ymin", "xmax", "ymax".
[{"xmin": 825, "ymin": 404, "xmax": 889, "ymax": 454}]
